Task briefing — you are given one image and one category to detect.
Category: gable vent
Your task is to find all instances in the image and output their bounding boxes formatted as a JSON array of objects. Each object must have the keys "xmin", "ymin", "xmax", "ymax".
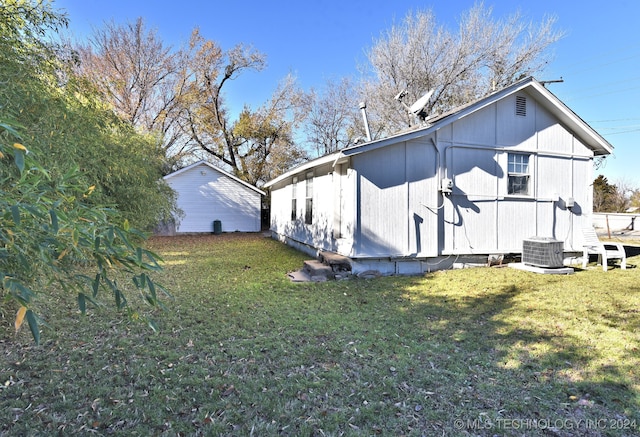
[{"xmin": 515, "ymin": 95, "xmax": 527, "ymax": 116}]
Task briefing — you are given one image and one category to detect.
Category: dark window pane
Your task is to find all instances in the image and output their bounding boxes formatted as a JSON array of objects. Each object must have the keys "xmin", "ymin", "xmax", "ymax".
[
  {"xmin": 305, "ymin": 199, "xmax": 313, "ymax": 224},
  {"xmin": 508, "ymin": 175, "xmax": 529, "ymax": 195}
]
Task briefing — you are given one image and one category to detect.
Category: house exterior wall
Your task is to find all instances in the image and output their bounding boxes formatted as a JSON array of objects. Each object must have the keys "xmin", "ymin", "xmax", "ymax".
[
  {"xmin": 440, "ymin": 92, "xmax": 594, "ymax": 254},
  {"xmin": 166, "ymin": 164, "xmax": 262, "ymax": 233},
  {"xmin": 333, "ymin": 163, "xmax": 357, "ymax": 255},
  {"xmin": 269, "ymin": 161, "xmax": 337, "ymax": 253},
  {"xmin": 269, "ymin": 139, "xmax": 439, "ymax": 261},
  {"xmin": 351, "ymin": 138, "xmax": 439, "ymax": 258},
  {"xmin": 266, "ymin": 79, "xmax": 608, "ymax": 274}
]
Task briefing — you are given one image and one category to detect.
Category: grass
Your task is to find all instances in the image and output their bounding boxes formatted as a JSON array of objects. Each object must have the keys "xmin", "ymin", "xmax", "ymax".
[{"xmin": 1, "ymin": 233, "xmax": 639, "ymax": 436}]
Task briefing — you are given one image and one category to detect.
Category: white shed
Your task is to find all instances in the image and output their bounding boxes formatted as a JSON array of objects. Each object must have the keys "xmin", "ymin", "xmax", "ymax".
[
  {"xmin": 265, "ymin": 77, "xmax": 614, "ymax": 274},
  {"xmin": 163, "ymin": 161, "xmax": 265, "ymax": 233}
]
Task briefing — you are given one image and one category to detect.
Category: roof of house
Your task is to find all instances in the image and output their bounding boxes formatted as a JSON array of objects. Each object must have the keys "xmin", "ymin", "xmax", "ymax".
[
  {"xmin": 341, "ymin": 76, "xmax": 613, "ymax": 158},
  {"xmin": 164, "ymin": 160, "xmax": 266, "ymax": 196},
  {"xmin": 264, "ymin": 77, "xmax": 613, "ymax": 189}
]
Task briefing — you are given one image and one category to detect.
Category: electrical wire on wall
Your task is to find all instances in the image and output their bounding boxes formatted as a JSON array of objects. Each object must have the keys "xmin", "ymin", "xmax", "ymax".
[
  {"xmin": 421, "ymin": 198, "xmax": 446, "ymax": 214},
  {"xmin": 423, "ymin": 254, "xmax": 461, "ymax": 273},
  {"xmin": 563, "ymin": 200, "xmax": 575, "ymax": 250}
]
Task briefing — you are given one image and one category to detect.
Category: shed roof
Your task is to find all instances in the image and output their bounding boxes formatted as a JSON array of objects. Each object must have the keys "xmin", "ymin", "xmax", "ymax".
[{"xmin": 164, "ymin": 160, "xmax": 266, "ymax": 196}]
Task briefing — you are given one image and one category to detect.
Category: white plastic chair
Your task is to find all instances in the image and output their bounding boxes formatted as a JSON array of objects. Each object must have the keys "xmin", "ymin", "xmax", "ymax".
[{"xmin": 582, "ymin": 227, "xmax": 627, "ymax": 271}]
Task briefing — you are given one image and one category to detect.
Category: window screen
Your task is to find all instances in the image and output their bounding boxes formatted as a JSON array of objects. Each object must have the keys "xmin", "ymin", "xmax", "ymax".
[
  {"xmin": 305, "ymin": 172, "xmax": 313, "ymax": 225},
  {"xmin": 508, "ymin": 153, "xmax": 530, "ymax": 195}
]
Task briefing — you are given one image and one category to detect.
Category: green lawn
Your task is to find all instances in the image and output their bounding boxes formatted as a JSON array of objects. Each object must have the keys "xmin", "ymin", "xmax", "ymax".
[{"xmin": 1, "ymin": 233, "xmax": 639, "ymax": 436}]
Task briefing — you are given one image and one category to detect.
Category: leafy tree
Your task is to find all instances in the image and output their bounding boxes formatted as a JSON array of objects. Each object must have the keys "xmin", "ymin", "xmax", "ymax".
[
  {"xmin": 182, "ymin": 33, "xmax": 309, "ymax": 185},
  {"xmin": 74, "ymin": 17, "xmax": 191, "ymax": 162},
  {"xmin": 1, "ymin": 1, "xmax": 177, "ymax": 231},
  {"xmin": 359, "ymin": 2, "xmax": 564, "ymax": 136},
  {"xmin": 230, "ymin": 74, "xmax": 310, "ymax": 185},
  {"xmin": 0, "ymin": 1, "xmax": 173, "ymax": 342},
  {"xmin": 608, "ymin": 178, "xmax": 638, "ymax": 213},
  {"xmin": 1, "ymin": 120, "xmax": 169, "ymax": 344},
  {"xmin": 76, "ymin": 20, "xmax": 309, "ymax": 185},
  {"xmin": 0, "ymin": 0, "xmax": 68, "ymax": 55},
  {"xmin": 592, "ymin": 176, "xmax": 640, "ymax": 213},
  {"xmin": 593, "ymin": 175, "xmax": 619, "ymax": 212}
]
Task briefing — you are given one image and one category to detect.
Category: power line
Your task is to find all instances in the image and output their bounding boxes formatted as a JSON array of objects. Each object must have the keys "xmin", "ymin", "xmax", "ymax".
[
  {"xmin": 604, "ymin": 128, "xmax": 640, "ymax": 136},
  {"xmin": 564, "ymin": 85, "xmax": 640, "ymax": 102},
  {"xmin": 554, "ymin": 42, "xmax": 640, "ymax": 71},
  {"xmin": 573, "ymin": 52, "xmax": 640, "ymax": 74},
  {"xmin": 597, "ymin": 124, "xmax": 640, "ymax": 130},
  {"xmin": 567, "ymin": 75, "xmax": 640, "ymax": 95},
  {"xmin": 590, "ymin": 118, "xmax": 640, "ymax": 123}
]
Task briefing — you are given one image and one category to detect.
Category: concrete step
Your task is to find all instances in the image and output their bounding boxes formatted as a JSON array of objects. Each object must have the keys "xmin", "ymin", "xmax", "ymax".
[
  {"xmin": 287, "ymin": 261, "xmax": 331, "ymax": 283},
  {"xmin": 319, "ymin": 251, "xmax": 352, "ymax": 272},
  {"xmin": 288, "ymin": 254, "xmax": 353, "ymax": 283},
  {"xmin": 303, "ymin": 260, "xmax": 334, "ymax": 280},
  {"xmin": 287, "ymin": 269, "xmax": 313, "ymax": 282}
]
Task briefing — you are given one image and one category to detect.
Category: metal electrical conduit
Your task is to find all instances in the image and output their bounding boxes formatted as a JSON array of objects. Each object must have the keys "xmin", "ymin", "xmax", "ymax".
[
  {"xmin": 439, "ymin": 143, "xmax": 589, "ymax": 202},
  {"xmin": 421, "ymin": 141, "xmax": 581, "ymax": 240}
]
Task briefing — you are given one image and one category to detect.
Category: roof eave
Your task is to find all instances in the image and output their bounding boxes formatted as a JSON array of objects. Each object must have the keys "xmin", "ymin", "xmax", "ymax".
[
  {"xmin": 523, "ymin": 81, "xmax": 614, "ymax": 156},
  {"xmin": 343, "ymin": 77, "xmax": 613, "ymax": 157},
  {"xmin": 265, "ymin": 77, "xmax": 613, "ymax": 185},
  {"xmin": 263, "ymin": 152, "xmax": 342, "ymax": 189},
  {"xmin": 164, "ymin": 160, "xmax": 266, "ymax": 196}
]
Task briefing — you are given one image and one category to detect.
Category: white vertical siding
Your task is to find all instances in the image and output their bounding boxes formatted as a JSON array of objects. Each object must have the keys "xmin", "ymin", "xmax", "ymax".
[
  {"xmin": 267, "ymin": 80, "xmax": 606, "ymax": 265},
  {"xmin": 355, "ymin": 143, "xmax": 408, "ymax": 256},
  {"xmin": 450, "ymin": 103, "xmax": 496, "ymax": 145},
  {"xmin": 536, "ymin": 155, "xmax": 572, "ymax": 248},
  {"xmin": 269, "ymin": 184, "xmax": 291, "ymax": 236},
  {"xmin": 441, "ymin": 92, "xmax": 596, "ymax": 255},
  {"xmin": 496, "ymin": 94, "xmax": 536, "ymax": 148},
  {"xmin": 537, "ymin": 110, "xmax": 575, "ymax": 154},
  {"xmin": 167, "ymin": 164, "xmax": 262, "ymax": 233},
  {"xmin": 406, "ymin": 139, "xmax": 439, "ymax": 256},
  {"xmin": 498, "ymin": 200, "xmax": 536, "ymax": 251},
  {"xmin": 268, "ymin": 162, "xmax": 337, "ymax": 253},
  {"xmin": 334, "ymin": 164, "xmax": 357, "ymax": 255},
  {"xmin": 351, "ymin": 139, "xmax": 439, "ymax": 257},
  {"xmin": 445, "ymin": 201, "xmax": 498, "ymax": 253},
  {"xmin": 447, "ymin": 146, "xmax": 500, "ymax": 195},
  {"xmin": 444, "ymin": 146, "xmax": 499, "ymax": 253},
  {"xmin": 310, "ymin": 171, "xmax": 335, "ymax": 250},
  {"xmin": 537, "ymin": 155, "xmax": 572, "ymax": 200},
  {"xmin": 571, "ymin": 152, "xmax": 594, "ymax": 250}
]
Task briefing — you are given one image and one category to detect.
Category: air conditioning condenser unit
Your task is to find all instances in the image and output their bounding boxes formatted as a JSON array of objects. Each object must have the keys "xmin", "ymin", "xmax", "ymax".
[{"xmin": 522, "ymin": 237, "xmax": 564, "ymax": 268}]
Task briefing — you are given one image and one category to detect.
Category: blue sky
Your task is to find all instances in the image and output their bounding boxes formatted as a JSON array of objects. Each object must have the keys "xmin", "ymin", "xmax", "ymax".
[{"xmin": 54, "ymin": 0, "xmax": 640, "ymax": 186}]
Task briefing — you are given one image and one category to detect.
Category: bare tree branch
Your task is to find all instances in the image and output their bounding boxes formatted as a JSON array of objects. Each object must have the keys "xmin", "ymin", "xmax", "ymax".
[{"xmin": 359, "ymin": 3, "xmax": 564, "ymax": 136}]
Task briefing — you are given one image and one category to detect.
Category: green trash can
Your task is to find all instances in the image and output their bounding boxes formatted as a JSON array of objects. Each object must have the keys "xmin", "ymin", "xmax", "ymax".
[{"xmin": 213, "ymin": 220, "xmax": 222, "ymax": 235}]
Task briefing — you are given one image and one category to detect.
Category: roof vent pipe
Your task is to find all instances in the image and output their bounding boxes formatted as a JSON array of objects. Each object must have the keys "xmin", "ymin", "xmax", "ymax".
[{"xmin": 359, "ymin": 101, "xmax": 372, "ymax": 142}]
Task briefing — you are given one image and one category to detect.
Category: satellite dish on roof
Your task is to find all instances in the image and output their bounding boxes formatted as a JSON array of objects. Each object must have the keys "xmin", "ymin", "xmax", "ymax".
[
  {"xmin": 408, "ymin": 89, "xmax": 434, "ymax": 120},
  {"xmin": 395, "ymin": 89, "xmax": 434, "ymax": 123}
]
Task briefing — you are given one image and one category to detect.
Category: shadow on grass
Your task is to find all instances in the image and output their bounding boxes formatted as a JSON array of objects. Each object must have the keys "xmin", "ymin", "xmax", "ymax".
[
  {"xmin": 1, "ymin": 234, "xmax": 638, "ymax": 436},
  {"xmin": 624, "ymin": 244, "xmax": 640, "ymax": 258},
  {"xmin": 391, "ymin": 275, "xmax": 639, "ymax": 436}
]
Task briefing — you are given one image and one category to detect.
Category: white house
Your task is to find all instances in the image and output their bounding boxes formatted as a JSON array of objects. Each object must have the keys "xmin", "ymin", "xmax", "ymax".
[
  {"xmin": 264, "ymin": 77, "xmax": 613, "ymax": 274},
  {"xmin": 163, "ymin": 160, "xmax": 265, "ymax": 234}
]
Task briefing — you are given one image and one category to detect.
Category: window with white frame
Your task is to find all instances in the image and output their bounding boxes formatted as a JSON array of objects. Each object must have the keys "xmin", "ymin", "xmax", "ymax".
[
  {"xmin": 291, "ymin": 177, "xmax": 298, "ymax": 221},
  {"xmin": 304, "ymin": 171, "xmax": 313, "ymax": 225},
  {"xmin": 507, "ymin": 153, "xmax": 530, "ymax": 195}
]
